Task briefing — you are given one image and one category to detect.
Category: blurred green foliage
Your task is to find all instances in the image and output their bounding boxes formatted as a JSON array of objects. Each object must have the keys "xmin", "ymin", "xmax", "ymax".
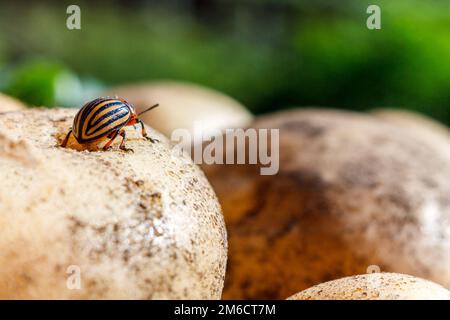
[
  {"xmin": 4, "ymin": 60, "xmax": 68, "ymax": 106},
  {"xmin": 0, "ymin": 0, "xmax": 449, "ymax": 123}
]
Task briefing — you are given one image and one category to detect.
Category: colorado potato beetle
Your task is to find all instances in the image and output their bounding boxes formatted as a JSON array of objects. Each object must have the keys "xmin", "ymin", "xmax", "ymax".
[{"xmin": 61, "ymin": 97, "xmax": 159, "ymax": 152}]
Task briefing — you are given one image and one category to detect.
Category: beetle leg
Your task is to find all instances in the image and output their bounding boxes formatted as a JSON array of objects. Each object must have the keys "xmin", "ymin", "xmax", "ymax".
[
  {"xmin": 103, "ymin": 130, "xmax": 120, "ymax": 151},
  {"xmin": 119, "ymin": 129, "xmax": 134, "ymax": 153},
  {"xmin": 139, "ymin": 119, "xmax": 148, "ymax": 137},
  {"xmin": 146, "ymin": 136, "xmax": 159, "ymax": 143},
  {"xmin": 139, "ymin": 119, "xmax": 159, "ymax": 143},
  {"xmin": 61, "ymin": 129, "xmax": 73, "ymax": 148}
]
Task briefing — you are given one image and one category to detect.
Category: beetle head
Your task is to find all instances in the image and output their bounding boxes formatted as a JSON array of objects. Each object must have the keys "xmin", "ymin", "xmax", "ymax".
[{"xmin": 117, "ymin": 98, "xmax": 139, "ymax": 125}]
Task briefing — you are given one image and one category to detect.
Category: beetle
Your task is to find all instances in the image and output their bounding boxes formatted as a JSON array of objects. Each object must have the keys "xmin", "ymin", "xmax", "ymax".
[{"xmin": 61, "ymin": 97, "xmax": 159, "ymax": 152}]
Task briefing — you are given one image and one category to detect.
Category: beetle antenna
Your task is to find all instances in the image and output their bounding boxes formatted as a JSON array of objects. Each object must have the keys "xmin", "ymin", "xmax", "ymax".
[{"xmin": 138, "ymin": 104, "xmax": 159, "ymax": 116}]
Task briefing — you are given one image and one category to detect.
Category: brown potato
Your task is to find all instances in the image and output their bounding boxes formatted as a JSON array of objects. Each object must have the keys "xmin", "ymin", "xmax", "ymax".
[
  {"xmin": 203, "ymin": 108, "xmax": 450, "ymax": 299},
  {"xmin": 0, "ymin": 108, "xmax": 227, "ymax": 299},
  {"xmin": 288, "ymin": 273, "xmax": 450, "ymax": 300},
  {"xmin": 372, "ymin": 109, "xmax": 450, "ymax": 155},
  {"xmin": 105, "ymin": 81, "xmax": 253, "ymax": 143},
  {"xmin": 0, "ymin": 93, "xmax": 26, "ymax": 112}
]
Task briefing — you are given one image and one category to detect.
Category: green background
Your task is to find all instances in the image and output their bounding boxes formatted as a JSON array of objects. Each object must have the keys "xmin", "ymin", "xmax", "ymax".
[{"xmin": 0, "ymin": 0, "xmax": 449, "ymax": 124}]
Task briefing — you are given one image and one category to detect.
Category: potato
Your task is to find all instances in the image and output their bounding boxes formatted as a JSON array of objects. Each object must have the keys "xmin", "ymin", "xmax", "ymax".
[
  {"xmin": 288, "ymin": 273, "xmax": 450, "ymax": 300},
  {"xmin": 372, "ymin": 109, "xmax": 450, "ymax": 156},
  {"xmin": 0, "ymin": 108, "xmax": 227, "ymax": 299},
  {"xmin": 202, "ymin": 108, "xmax": 450, "ymax": 299},
  {"xmin": 0, "ymin": 93, "xmax": 26, "ymax": 112},
  {"xmin": 105, "ymin": 81, "xmax": 253, "ymax": 143}
]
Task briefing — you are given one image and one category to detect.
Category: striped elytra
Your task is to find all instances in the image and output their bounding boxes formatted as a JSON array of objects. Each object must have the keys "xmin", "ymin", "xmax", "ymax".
[
  {"xmin": 61, "ymin": 97, "xmax": 159, "ymax": 152},
  {"xmin": 72, "ymin": 97, "xmax": 132, "ymax": 143}
]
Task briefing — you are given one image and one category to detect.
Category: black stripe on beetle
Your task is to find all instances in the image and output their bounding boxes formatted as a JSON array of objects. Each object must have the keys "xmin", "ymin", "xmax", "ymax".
[{"xmin": 61, "ymin": 97, "xmax": 160, "ymax": 152}]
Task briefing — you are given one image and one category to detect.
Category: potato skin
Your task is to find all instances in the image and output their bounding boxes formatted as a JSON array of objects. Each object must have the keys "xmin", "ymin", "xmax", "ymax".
[
  {"xmin": 0, "ymin": 93, "xmax": 26, "ymax": 112},
  {"xmin": 288, "ymin": 273, "xmax": 450, "ymax": 300},
  {"xmin": 203, "ymin": 108, "xmax": 450, "ymax": 299},
  {"xmin": 372, "ymin": 109, "xmax": 450, "ymax": 155},
  {"xmin": 0, "ymin": 108, "xmax": 227, "ymax": 299}
]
